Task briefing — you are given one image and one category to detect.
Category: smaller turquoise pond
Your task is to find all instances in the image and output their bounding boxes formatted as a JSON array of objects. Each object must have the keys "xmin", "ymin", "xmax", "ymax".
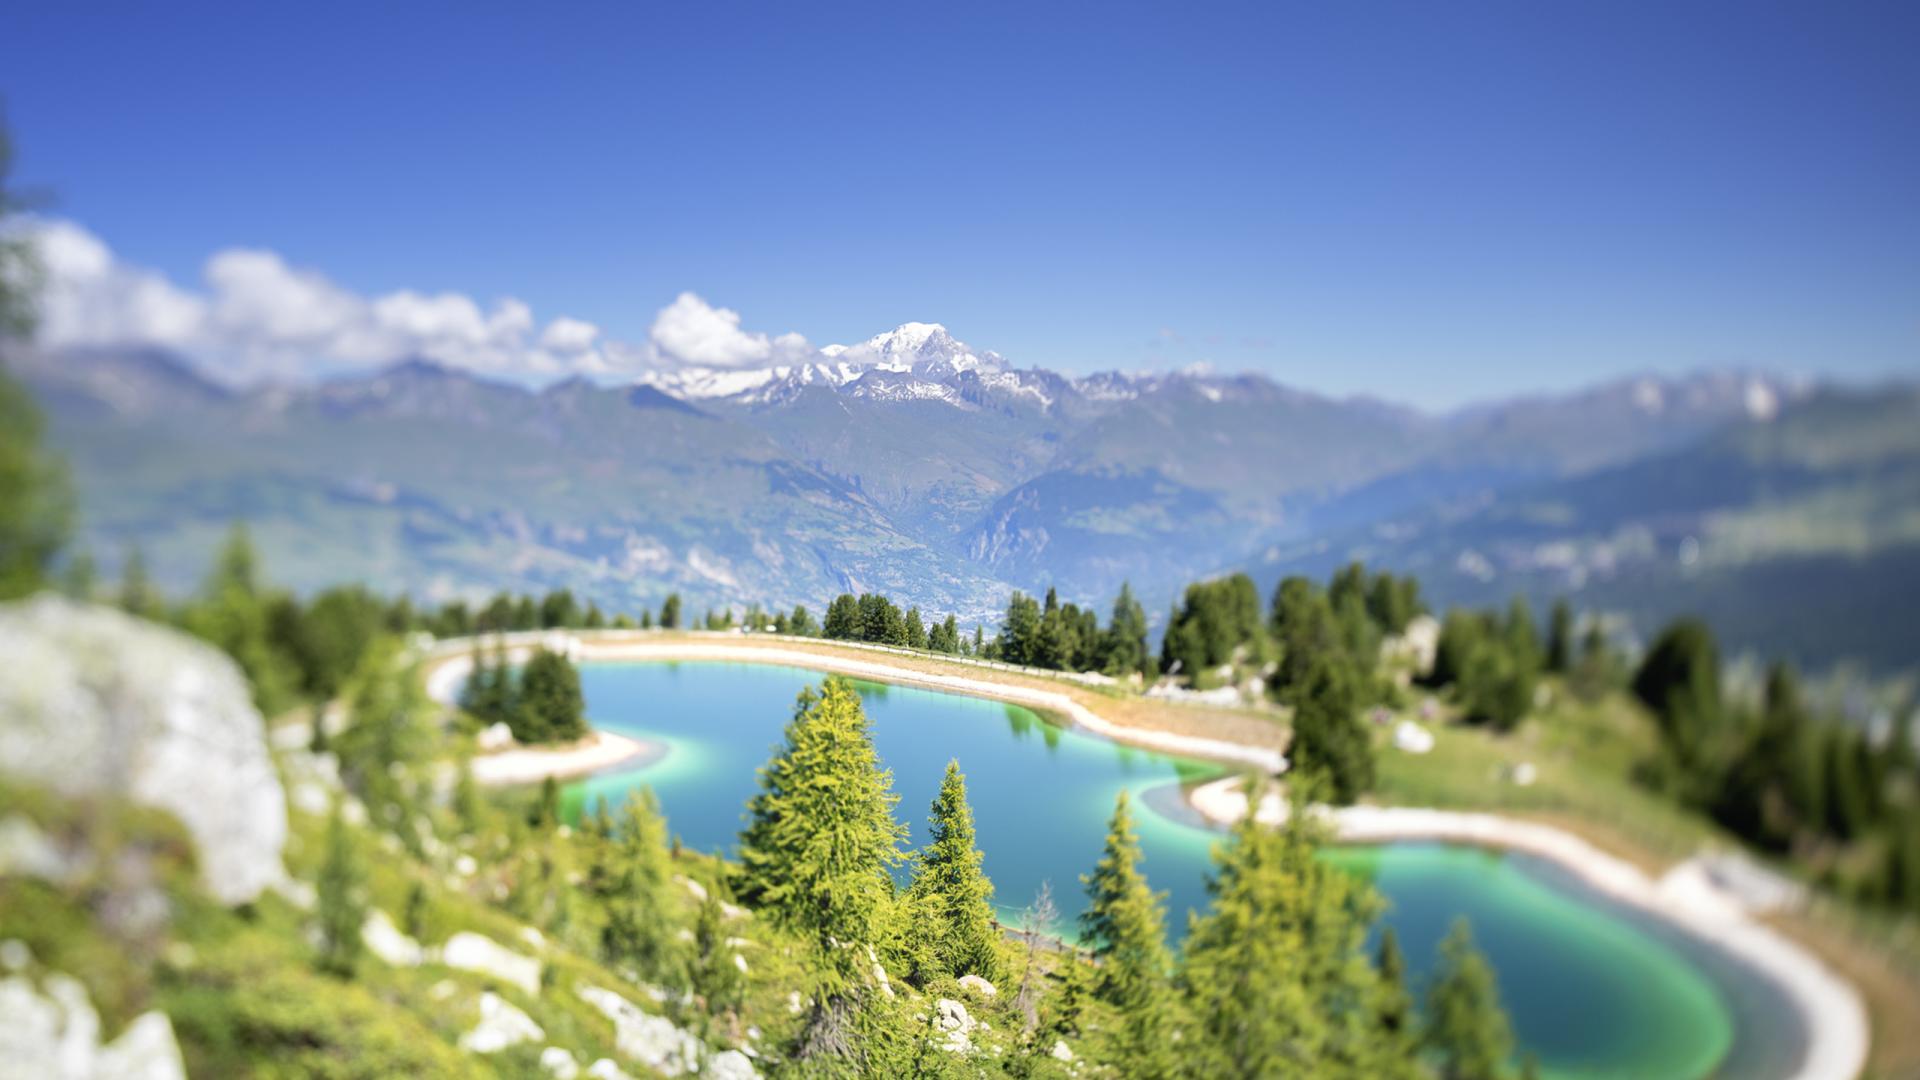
[{"xmin": 565, "ymin": 660, "xmax": 1804, "ymax": 1079}]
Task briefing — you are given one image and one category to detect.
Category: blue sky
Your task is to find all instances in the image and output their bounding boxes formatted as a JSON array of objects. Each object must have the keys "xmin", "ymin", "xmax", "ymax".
[{"xmin": 4, "ymin": 0, "xmax": 1916, "ymax": 407}]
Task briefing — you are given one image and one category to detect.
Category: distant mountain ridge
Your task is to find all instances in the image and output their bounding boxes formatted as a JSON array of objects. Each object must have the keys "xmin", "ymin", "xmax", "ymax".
[{"xmin": 14, "ymin": 326, "xmax": 1909, "ymax": 672}]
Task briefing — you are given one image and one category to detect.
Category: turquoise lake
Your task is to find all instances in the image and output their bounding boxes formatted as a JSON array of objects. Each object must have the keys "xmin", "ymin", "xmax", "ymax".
[{"xmin": 565, "ymin": 660, "xmax": 1805, "ymax": 1079}]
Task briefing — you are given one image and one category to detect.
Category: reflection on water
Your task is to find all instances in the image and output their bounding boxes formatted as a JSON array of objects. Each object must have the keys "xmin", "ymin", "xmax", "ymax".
[{"xmin": 567, "ymin": 660, "xmax": 1776, "ymax": 1079}]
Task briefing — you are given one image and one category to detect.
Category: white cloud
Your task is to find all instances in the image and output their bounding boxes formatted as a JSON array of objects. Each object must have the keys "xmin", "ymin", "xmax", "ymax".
[
  {"xmin": 18, "ymin": 218, "xmax": 756, "ymax": 385},
  {"xmin": 31, "ymin": 219, "xmax": 207, "ymax": 349},
  {"xmin": 648, "ymin": 292, "xmax": 770, "ymax": 368},
  {"xmin": 539, "ymin": 315, "xmax": 600, "ymax": 352}
]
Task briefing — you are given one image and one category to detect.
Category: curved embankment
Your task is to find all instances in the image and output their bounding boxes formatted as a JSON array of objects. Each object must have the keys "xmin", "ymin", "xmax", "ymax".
[
  {"xmin": 424, "ymin": 635, "xmax": 1287, "ymax": 774},
  {"xmin": 423, "ymin": 632, "xmax": 1869, "ymax": 1080}
]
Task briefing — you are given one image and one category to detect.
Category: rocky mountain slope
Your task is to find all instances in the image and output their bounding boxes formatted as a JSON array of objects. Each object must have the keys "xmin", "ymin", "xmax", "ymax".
[{"xmin": 14, "ymin": 326, "xmax": 1906, "ymax": 670}]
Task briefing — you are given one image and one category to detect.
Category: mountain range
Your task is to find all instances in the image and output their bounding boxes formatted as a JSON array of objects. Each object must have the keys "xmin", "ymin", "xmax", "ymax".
[{"xmin": 11, "ymin": 323, "xmax": 1915, "ymax": 672}]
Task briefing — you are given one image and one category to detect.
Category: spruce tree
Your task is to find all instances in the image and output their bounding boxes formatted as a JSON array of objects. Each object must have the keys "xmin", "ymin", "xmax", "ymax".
[
  {"xmin": 602, "ymin": 787, "xmax": 677, "ymax": 980},
  {"xmin": 118, "ymin": 545, "xmax": 158, "ymax": 618},
  {"xmin": 737, "ymin": 678, "xmax": 907, "ymax": 1058},
  {"xmin": 316, "ymin": 808, "xmax": 367, "ymax": 978},
  {"xmin": 1545, "ymin": 599, "xmax": 1574, "ymax": 673},
  {"xmin": 1180, "ymin": 783, "xmax": 1406, "ymax": 1077},
  {"xmin": 518, "ymin": 647, "xmax": 586, "ymax": 743},
  {"xmin": 659, "ymin": 593, "xmax": 682, "ymax": 629},
  {"xmin": 908, "ymin": 761, "xmax": 1001, "ymax": 980},
  {"xmin": 1079, "ymin": 790, "xmax": 1176, "ymax": 1078},
  {"xmin": 1424, "ymin": 920, "xmax": 1515, "ymax": 1080}
]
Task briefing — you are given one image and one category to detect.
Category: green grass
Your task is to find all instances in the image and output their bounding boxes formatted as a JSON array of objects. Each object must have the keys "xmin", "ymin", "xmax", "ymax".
[{"xmin": 1369, "ymin": 679, "xmax": 1723, "ymax": 866}]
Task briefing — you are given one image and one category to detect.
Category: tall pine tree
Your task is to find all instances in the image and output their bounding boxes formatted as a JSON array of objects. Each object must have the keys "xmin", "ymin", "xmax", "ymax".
[
  {"xmin": 737, "ymin": 678, "xmax": 907, "ymax": 1059},
  {"xmin": 1079, "ymin": 791, "xmax": 1177, "ymax": 1078},
  {"xmin": 907, "ymin": 761, "xmax": 1000, "ymax": 981}
]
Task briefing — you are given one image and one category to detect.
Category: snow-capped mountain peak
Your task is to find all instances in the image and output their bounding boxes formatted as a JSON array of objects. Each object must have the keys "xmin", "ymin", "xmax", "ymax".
[{"xmin": 635, "ymin": 321, "xmax": 1015, "ymax": 404}]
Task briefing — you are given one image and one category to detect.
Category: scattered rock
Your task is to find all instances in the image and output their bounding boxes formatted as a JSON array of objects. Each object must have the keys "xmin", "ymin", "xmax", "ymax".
[
  {"xmin": 1051, "ymin": 1039, "xmax": 1074, "ymax": 1062},
  {"xmin": 289, "ymin": 781, "xmax": 331, "ymax": 817},
  {"xmin": 1393, "ymin": 720, "xmax": 1435, "ymax": 755},
  {"xmin": 477, "ymin": 722, "xmax": 515, "ymax": 752},
  {"xmin": 458, "ymin": 991, "xmax": 543, "ymax": 1054},
  {"xmin": 0, "ymin": 598, "xmax": 289, "ymax": 904},
  {"xmin": 934, "ymin": 997, "xmax": 975, "ymax": 1053},
  {"xmin": 361, "ymin": 909, "xmax": 424, "ymax": 968},
  {"xmin": 577, "ymin": 985, "xmax": 702, "ymax": 1076},
  {"xmin": 586, "ymin": 1060, "xmax": 634, "ymax": 1080},
  {"xmin": 957, "ymin": 974, "xmax": 997, "ymax": 998},
  {"xmin": 708, "ymin": 1048, "xmax": 760, "ymax": 1079},
  {"xmin": 1509, "ymin": 762, "xmax": 1537, "ymax": 786},
  {"xmin": 0, "ymin": 971, "xmax": 187, "ymax": 1080},
  {"xmin": 0, "ymin": 939, "xmax": 31, "ymax": 972},
  {"xmin": 867, "ymin": 944, "xmax": 894, "ymax": 999},
  {"xmin": 540, "ymin": 1045, "xmax": 580, "ymax": 1078},
  {"xmin": 438, "ymin": 932, "xmax": 541, "ymax": 996},
  {"xmin": 0, "ymin": 814, "xmax": 72, "ymax": 881},
  {"xmin": 732, "ymin": 953, "xmax": 749, "ymax": 974}
]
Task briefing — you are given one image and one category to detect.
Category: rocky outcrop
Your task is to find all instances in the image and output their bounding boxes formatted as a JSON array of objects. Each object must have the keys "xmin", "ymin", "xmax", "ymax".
[
  {"xmin": 0, "ymin": 597, "xmax": 288, "ymax": 905},
  {"xmin": 577, "ymin": 984, "xmax": 703, "ymax": 1076},
  {"xmin": 934, "ymin": 997, "xmax": 976, "ymax": 1053},
  {"xmin": 0, "ymin": 968, "xmax": 186, "ymax": 1080}
]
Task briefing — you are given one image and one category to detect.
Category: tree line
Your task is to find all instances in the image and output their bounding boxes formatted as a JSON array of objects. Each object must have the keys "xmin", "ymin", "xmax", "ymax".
[{"xmin": 719, "ymin": 674, "xmax": 1525, "ymax": 1076}]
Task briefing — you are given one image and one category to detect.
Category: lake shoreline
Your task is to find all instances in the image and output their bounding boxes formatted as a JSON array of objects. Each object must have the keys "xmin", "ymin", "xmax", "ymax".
[
  {"xmin": 420, "ymin": 631, "xmax": 1869, "ymax": 1080},
  {"xmin": 1187, "ymin": 776, "xmax": 1866, "ymax": 1080}
]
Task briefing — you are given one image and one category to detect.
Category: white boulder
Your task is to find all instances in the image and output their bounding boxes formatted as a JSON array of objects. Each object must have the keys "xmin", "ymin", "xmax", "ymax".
[
  {"xmin": 0, "ymin": 972, "xmax": 186, "ymax": 1080},
  {"xmin": 438, "ymin": 932, "xmax": 541, "ymax": 996},
  {"xmin": 1393, "ymin": 720, "xmax": 1435, "ymax": 755},
  {"xmin": 477, "ymin": 722, "xmax": 515, "ymax": 752},
  {"xmin": 577, "ymin": 985, "xmax": 702, "ymax": 1076},
  {"xmin": 459, "ymin": 991, "xmax": 544, "ymax": 1054},
  {"xmin": 540, "ymin": 1045, "xmax": 581, "ymax": 1078},
  {"xmin": 0, "ymin": 598, "xmax": 289, "ymax": 904},
  {"xmin": 361, "ymin": 909, "xmax": 424, "ymax": 968},
  {"xmin": 934, "ymin": 997, "xmax": 975, "ymax": 1053},
  {"xmin": 956, "ymin": 974, "xmax": 997, "ymax": 998},
  {"xmin": 707, "ymin": 1049, "xmax": 760, "ymax": 1080}
]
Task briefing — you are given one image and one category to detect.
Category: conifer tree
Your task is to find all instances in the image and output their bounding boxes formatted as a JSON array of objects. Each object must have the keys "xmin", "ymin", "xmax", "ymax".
[
  {"xmin": 602, "ymin": 787, "xmax": 678, "ymax": 979},
  {"xmin": 908, "ymin": 761, "xmax": 1001, "ymax": 980},
  {"xmin": 737, "ymin": 678, "xmax": 906, "ymax": 1058},
  {"xmin": 822, "ymin": 593, "xmax": 860, "ymax": 639},
  {"xmin": 1102, "ymin": 581, "xmax": 1151, "ymax": 677},
  {"xmin": 1545, "ymin": 599, "xmax": 1574, "ymax": 673},
  {"xmin": 659, "ymin": 593, "xmax": 682, "ymax": 629},
  {"xmin": 118, "ymin": 545, "xmax": 158, "ymax": 618},
  {"xmin": 518, "ymin": 647, "xmax": 586, "ymax": 743},
  {"xmin": 1180, "ymin": 783, "xmax": 1406, "ymax": 1077},
  {"xmin": 1079, "ymin": 791, "xmax": 1176, "ymax": 1078},
  {"xmin": 1376, "ymin": 927, "xmax": 1414, "ymax": 1039},
  {"xmin": 316, "ymin": 808, "xmax": 367, "ymax": 978},
  {"xmin": 1424, "ymin": 920, "xmax": 1515, "ymax": 1080},
  {"xmin": 686, "ymin": 888, "xmax": 745, "ymax": 1036}
]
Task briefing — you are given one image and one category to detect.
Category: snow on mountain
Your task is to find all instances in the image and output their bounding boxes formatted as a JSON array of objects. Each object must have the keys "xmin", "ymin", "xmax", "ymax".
[{"xmin": 632, "ymin": 322, "xmax": 1024, "ymax": 406}]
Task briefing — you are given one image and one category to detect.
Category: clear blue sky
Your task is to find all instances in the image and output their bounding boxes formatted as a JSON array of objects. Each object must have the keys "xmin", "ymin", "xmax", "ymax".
[{"xmin": 4, "ymin": 0, "xmax": 1916, "ymax": 406}]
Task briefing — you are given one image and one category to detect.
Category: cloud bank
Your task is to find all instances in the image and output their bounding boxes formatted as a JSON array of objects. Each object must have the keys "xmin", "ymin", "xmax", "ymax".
[{"xmin": 21, "ymin": 218, "xmax": 813, "ymax": 384}]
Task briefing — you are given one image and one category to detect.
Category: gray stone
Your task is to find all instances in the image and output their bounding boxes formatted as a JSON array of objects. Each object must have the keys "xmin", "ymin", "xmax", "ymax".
[
  {"xmin": 438, "ymin": 931, "xmax": 540, "ymax": 995},
  {"xmin": 0, "ymin": 972, "xmax": 186, "ymax": 1080},
  {"xmin": 577, "ymin": 984, "xmax": 702, "ymax": 1076},
  {"xmin": 458, "ymin": 991, "xmax": 543, "ymax": 1054},
  {"xmin": 707, "ymin": 1048, "xmax": 760, "ymax": 1080},
  {"xmin": 0, "ymin": 598, "xmax": 288, "ymax": 905}
]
